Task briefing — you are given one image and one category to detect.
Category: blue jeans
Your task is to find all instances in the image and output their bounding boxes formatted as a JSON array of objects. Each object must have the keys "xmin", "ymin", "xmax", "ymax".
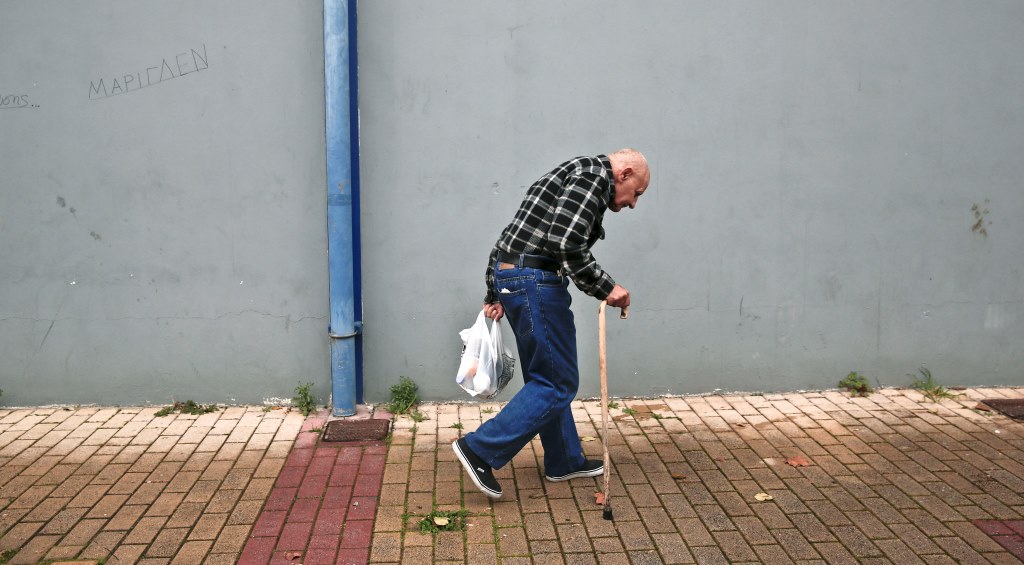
[{"xmin": 464, "ymin": 261, "xmax": 586, "ymax": 477}]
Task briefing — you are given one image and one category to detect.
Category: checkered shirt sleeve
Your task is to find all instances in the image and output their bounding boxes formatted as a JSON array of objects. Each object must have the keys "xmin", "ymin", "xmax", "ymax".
[{"xmin": 484, "ymin": 156, "xmax": 617, "ymax": 303}]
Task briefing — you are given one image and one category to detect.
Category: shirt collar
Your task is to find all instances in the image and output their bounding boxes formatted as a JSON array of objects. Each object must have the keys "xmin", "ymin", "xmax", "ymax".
[{"xmin": 597, "ymin": 154, "xmax": 614, "ymax": 205}]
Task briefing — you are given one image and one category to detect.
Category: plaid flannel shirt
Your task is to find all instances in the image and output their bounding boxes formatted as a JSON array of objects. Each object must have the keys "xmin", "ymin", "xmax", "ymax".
[{"xmin": 485, "ymin": 155, "xmax": 617, "ymax": 304}]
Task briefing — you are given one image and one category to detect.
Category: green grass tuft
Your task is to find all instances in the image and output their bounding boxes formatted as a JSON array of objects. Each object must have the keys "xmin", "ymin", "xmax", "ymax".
[
  {"xmin": 911, "ymin": 367, "xmax": 959, "ymax": 402},
  {"xmin": 387, "ymin": 376, "xmax": 419, "ymax": 415},
  {"xmin": 293, "ymin": 382, "xmax": 317, "ymax": 417},
  {"xmin": 839, "ymin": 371, "xmax": 873, "ymax": 396}
]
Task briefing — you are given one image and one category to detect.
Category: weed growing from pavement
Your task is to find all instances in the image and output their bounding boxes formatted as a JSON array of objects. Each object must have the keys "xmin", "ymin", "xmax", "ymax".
[
  {"xmin": 607, "ymin": 400, "xmax": 619, "ymax": 409},
  {"xmin": 415, "ymin": 509, "xmax": 471, "ymax": 533},
  {"xmin": 309, "ymin": 427, "xmax": 323, "ymax": 434},
  {"xmin": 388, "ymin": 376, "xmax": 420, "ymax": 414},
  {"xmin": 482, "ymin": 407, "xmax": 494, "ymax": 414},
  {"xmin": 0, "ymin": 549, "xmax": 16, "ymax": 563},
  {"xmin": 839, "ymin": 371, "xmax": 873, "ymax": 396},
  {"xmin": 451, "ymin": 422, "xmax": 463, "ymax": 429},
  {"xmin": 292, "ymin": 382, "xmax": 317, "ymax": 416},
  {"xmin": 155, "ymin": 400, "xmax": 218, "ymax": 417},
  {"xmin": 409, "ymin": 410, "xmax": 427, "ymax": 422},
  {"xmin": 620, "ymin": 406, "xmax": 638, "ymax": 417},
  {"xmin": 911, "ymin": 367, "xmax": 960, "ymax": 402}
]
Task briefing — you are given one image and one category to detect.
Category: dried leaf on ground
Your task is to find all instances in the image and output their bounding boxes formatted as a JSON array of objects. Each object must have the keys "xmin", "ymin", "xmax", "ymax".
[
  {"xmin": 754, "ymin": 492, "xmax": 774, "ymax": 501},
  {"xmin": 580, "ymin": 436, "xmax": 597, "ymax": 442},
  {"xmin": 671, "ymin": 473, "xmax": 686, "ymax": 480},
  {"xmin": 975, "ymin": 402, "xmax": 992, "ymax": 411},
  {"xmin": 433, "ymin": 516, "xmax": 450, "ymax": 526},
  {"xmin": 286, "ymin": 552, "xmax": 302, "ymax": 561},
  {"xmin": 594, "ymin": 492, "xmax": 605, "ymax": 505},
  {"xmin": 786, "ymin": 455, "xmax": 812, "ymax": 467}
]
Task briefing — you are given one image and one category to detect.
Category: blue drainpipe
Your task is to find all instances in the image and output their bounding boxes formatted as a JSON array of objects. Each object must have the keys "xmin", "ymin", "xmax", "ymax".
[{"xmin": 324, "ymin": 0, "xmax": 361, "ymax": 416}]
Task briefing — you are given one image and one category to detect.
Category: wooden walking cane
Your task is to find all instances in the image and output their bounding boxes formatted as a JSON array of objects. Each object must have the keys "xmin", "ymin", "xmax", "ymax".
[{"xmin": 599, "ymin": 301, "xmax": 627, "ymax": 521}]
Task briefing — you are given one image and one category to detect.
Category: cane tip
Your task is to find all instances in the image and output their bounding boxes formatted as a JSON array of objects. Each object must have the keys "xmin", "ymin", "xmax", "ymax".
[{"xmin": 603, "ymin": 506, "xmax": 614, "ymax": 520}]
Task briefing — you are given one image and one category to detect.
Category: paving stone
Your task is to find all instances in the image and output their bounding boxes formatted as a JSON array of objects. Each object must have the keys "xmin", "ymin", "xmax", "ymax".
[
  {"xmin": 8, "ymin": 533, "xmax": 58, "ymax": 564},
  {"xmin": 21, "ymin": 497, "xmax": 68, "ymax": 523},
  {"xmin": 210, "ymin": 524, "xmax": 251, "ymax": 554},
  {"xmin": 42, "ymin": 543, "xmax": 84, "ymax": 561},
  {"xmin": 145, "ymin": 491, "xmax": 186, "ymax": 517},
  {"xmin": 61, "ymin": 518, "xmax": 106, "ymax": 547},
  {"xmin": 205, "ymin": 488, "xmax": 241, "ymax": 514},
  {"xmin": 237, "ymin": 535, "xmax": 275, "ymax": 564},
  {"xmin": 712, "ymin": 529, "xmax": 758, "ymax": 561},
  {"xmin": 227, "ymin": 499, "xmax": 264, "ymax": 525},
  {"xmin": 41, "ymin": 507, "xmax": 89, "ymax": 535},
  {"xmin": 79, "ymin": 530, "xmax": 125, "ymax": 560},
  {"xmin": 650, "ymin": 533, "xmax": 694, "ymax": 564},
  {"xmin": 145, "ymin": 527, "xmax": 189, "ymax": 558},
  {"xmin": 169, "ymin": 539, "xmax": 212, "ymax": 564},
  {"xmin": 185, "ymin": 513, "xmax": 228, "ymax": 543},
  {"xmin": 335, "ymin": 547, "xmax": 370, "ymax": 565}
]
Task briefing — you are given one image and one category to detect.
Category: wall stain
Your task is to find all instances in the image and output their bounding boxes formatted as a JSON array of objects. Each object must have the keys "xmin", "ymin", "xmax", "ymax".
[{"xmin": 971, "ymin": 199, "xmax": 991, "ymax": 237}]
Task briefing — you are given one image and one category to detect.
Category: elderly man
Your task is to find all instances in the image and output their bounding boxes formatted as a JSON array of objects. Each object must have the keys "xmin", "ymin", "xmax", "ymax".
[{"xmin": 454, "ymin": 148, "xmax": 650, "ymax": 498}]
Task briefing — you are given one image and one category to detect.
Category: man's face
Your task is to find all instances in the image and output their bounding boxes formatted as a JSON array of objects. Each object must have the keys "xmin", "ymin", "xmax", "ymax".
[{"xmin": 610, "ymin": 167, "xmax": 650, "ymax": 212}]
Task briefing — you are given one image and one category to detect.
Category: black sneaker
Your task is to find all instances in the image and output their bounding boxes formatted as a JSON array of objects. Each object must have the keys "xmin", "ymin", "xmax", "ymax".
[
  {"xmin": 453, "ymin": 438, "xmax": 502, "ymax": 499},
  {"xmin": 545, "ymin": 459, "xmax": 604, "ymax": 482}
]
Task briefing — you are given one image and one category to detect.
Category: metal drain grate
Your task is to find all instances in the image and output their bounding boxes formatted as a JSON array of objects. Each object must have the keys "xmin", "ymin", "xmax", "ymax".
[
  {"xmin": 322, "ymin": 418, "xmax": 391, "ymax": 442},
  {"xmin": 979, "ymin": 399, "xmax": 1024, "ymax": 420}
]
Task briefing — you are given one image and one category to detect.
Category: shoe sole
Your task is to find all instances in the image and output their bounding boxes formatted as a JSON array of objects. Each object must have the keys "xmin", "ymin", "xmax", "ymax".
[
  {"xmin": 452, "ymin": 440, "xmax": 502, "ymax": 499},
  {"xmin": 545, "ymin": 467, "xmax": 604, "ymax": 482}
]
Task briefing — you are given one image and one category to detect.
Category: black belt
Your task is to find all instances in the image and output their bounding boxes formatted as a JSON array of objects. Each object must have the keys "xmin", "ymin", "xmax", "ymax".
[{"xmin": 496, "ymin": 251, "xmax": 560, "ymax": 272}]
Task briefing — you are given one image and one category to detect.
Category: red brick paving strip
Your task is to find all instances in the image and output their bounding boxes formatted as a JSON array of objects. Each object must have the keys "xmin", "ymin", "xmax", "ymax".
[
  {"xmin": 974, "ymin": 519, "xmax": 1024, "ymax": 560},
  {"xmin": 238, "ymin": 412, "xmax": 389, "ymax": 565}
]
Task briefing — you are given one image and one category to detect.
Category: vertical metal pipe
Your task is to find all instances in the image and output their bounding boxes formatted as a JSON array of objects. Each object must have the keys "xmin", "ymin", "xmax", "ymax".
[{"xmin": 324, "ymin": 0, "xmax": 358, "ymax": 416}]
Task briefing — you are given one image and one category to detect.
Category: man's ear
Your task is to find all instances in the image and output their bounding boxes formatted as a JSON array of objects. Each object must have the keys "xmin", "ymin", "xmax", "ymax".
[{"xmin": 620, "ymin": 166, "xmax": 634, "ymax": 182}]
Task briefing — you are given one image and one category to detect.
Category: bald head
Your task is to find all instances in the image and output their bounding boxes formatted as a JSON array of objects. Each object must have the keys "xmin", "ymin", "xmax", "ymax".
[
  {"xmin": 609, "ymin": 148, "xmax": 647, "ymax": 169},
  {"xmin": 607, "ymin": 148, "xmax": 650, "ymax": 212}
]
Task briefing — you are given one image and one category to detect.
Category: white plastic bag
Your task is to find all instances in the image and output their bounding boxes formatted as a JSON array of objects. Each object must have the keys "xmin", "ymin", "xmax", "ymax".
[{"xmin": 456, "ymin": 311, "xmax": 515, "ymax": 399}]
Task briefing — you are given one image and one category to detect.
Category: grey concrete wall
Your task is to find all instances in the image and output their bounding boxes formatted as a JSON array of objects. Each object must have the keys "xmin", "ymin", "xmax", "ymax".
[
  {"xmin": 357, "ymin": 1, "xmax": 1024, "ymax": 402},
  {"xmin": 0, "ymin": 2, "xmax": 331, "ymax": 406},
  {"xmin": 3, "ymin": 1, "xmax": 1021, "ymax": 407}
]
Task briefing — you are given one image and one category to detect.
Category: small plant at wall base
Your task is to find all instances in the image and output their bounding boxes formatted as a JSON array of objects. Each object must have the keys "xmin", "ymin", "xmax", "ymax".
[
  {"xmin": 839, "ymin": 372, "xmax": 873, "ymax": 396},
  {"xmin": 911, "ymin": 367, "xmax": 959, "ymax": 402},
  {"xmin": 293, "ymin": 382, "xmax": 317, "ymax": 417},
  {"xmin": 155, "ymin": 400, "xmax": 218, "ymax": 417},
  {"xmin": 388, "ymin": 376, "xmax": 419, "ymax": 415}
]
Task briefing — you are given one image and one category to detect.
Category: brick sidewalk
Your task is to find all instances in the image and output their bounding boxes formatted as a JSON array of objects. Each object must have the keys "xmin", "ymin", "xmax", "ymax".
[
  {"xmin": 376, "ymin": 388, "xmax": 1024, "ymax": 564},
  {"xmin": 1, "ymin": 387, "xmax": 1022, "ymax": 564},
  {"xmin": 0, "ymin": 405, "xmax": 305, "ymax": 564}
]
